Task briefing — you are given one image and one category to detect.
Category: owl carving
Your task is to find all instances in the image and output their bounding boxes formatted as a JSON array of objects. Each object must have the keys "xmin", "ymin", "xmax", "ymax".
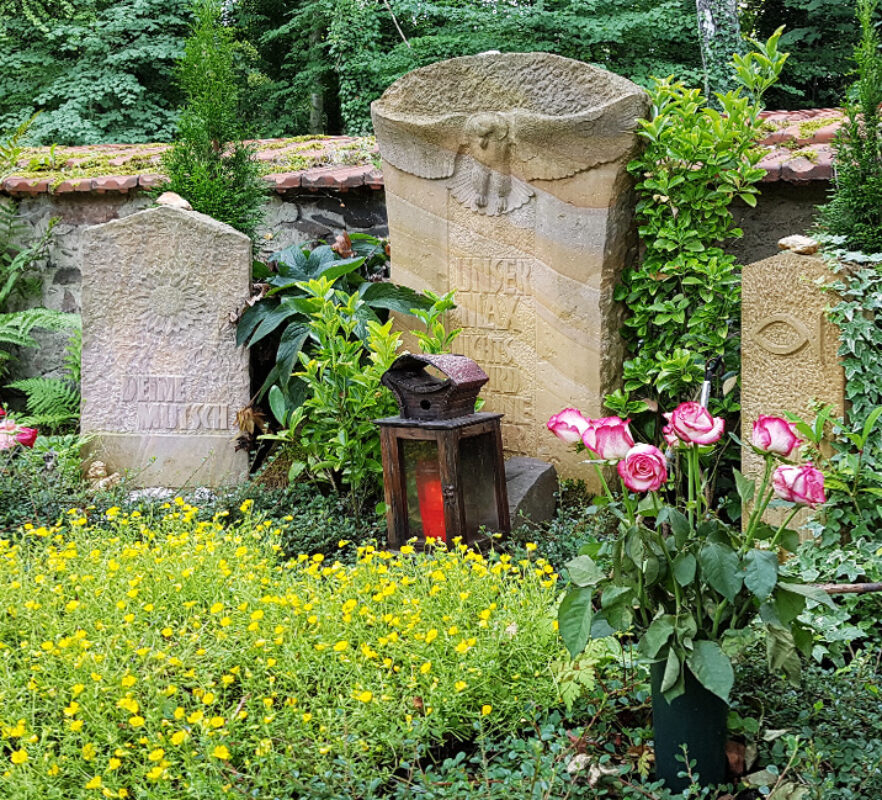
[{"xmin": 371, "ymin": 52, "xmax": 649, "ymax": 216}]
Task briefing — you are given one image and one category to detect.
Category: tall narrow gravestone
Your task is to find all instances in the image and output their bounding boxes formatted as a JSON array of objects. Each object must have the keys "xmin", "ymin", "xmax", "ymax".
[
  {"xmin": 81, "ymin": 205, "xmax": 250, "ymax": 486},
  {"xmin": 372, "ymin": 52, "xmax": 648, "ymax": 479}
]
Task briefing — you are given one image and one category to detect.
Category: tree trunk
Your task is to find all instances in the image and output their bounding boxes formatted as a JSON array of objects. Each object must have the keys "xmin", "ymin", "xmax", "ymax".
[
  {"xmin": 308, "ymin": 25, "xmax": 324, "ymax": 134},
  {"xmin": 695, "ymin": 0, "xmax": 743, "ymax": 98}
]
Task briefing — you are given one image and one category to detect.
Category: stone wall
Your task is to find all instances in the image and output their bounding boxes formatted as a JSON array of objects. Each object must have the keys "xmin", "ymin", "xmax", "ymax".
[
  {"xmin": 5, "ymin": 169, "xmax": 829, "ymax": 384},
  {"xmin": 7, "ymin": 187, "xmax": 388, "ymax": 380}
]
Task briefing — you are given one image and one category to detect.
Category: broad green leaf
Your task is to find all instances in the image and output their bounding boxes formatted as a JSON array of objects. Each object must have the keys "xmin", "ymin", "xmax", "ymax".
[
  {"xmin": 661, "ymin": 646, "xmax": 683, "ymax": 694},
  {"xmin": 772, "ymin": 588, "xmax": 806, "ymax": 625},
  {"xmin": 287, "ymin": 460, "xmax": 306, "ymax": 481},
  {"xmin": 777, "ymin": 581, "xmax": 835, "ymax": 609},
  {"xmin": 558, "ymin": 587, "xmax": 593, "ymax": 658},
  {"xmin": 699, "ymin": 542, "xmax": 743, "ymax": 602},
  {"xmin": 589, "ymin": 611, "xmax": 616, "ymax": 639},
  {"xmin": 236, "ymin": 302, "xmax": 276, "ymax": 347},
  {"xmin": 600, "ymin": 585, "xmax": 633, "ymax": 608},
  {"xmin": 765, "ymin": 625, "xmax": 801, "ymax": 685},
  {"xmin": 672, "ymin": 552, "xmax": 697, "ymax": 586},
  {"xmin": 641, "ymin": 616, "xmax": 675, "ymax": 658},
  {"xmin": 667, "ymin": 508, "xmax": 691, "ymax": 543},
  {"xmin": 686, "ymin": 640, "xmax": 734, "ymax": 702},
  {"xmin": 565, "ymin": 555, "xmax": 605, "ymax": 588},
  {"xmin": 734, "ymin": 469, "xmax": 756, "ymax": 506},
  {"xmin": 743, "ymin": 549, "xmax": 778, "ymax": 600},
  {"xmin": 268, "ymin": 385, "xmax": 288, "ymax": 427},
  {"xmin": 778, "ymin": 528, "xmax": 801, "ymax": 554}
]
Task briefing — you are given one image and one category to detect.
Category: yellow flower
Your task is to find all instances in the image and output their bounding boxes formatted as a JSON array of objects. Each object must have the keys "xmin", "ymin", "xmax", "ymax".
[
  {"xmin": 333, "ymin": 640, "xmax": 349, "ymax": 652},
  {"xmin": 211, "ymin": 745, "xmax": 230, "ymax": 760},
  {"xmin": 82, "ymin": 742, "xmax": 96, "ymax": 761},
  {"xmin": 85, "ymin": 775, "xmax": 102, "ymax": 789},
  {"xmin": 187, "ymin": 710, "xmax": 203, "ymax": 724},
  {"xmin": 10, "ymin": 748, "xmax": 27, "ymax": 764},
  {"xmin": 455, "ymin": 681, "xmax": 467, "ymax": 691},
  {"xmin": 525, "ymin": 542, "xmax": 537, "ymax": 552},
  {"xmin": 210, "ymin": 602, "xmax": 224, "ymax": 614},
  {"xmin": 356, "ymin": 691, "xmax": 373, "ymax": 703},
  {"xmin": 425, "ymin": 628, "xmax": 438, "ymax": 644},
  {"xmin": 170, "ymin": 731, "xmax": 187, "ymax": 746},
  {"xmin": 121, "ymin": 674, "xmax": 136, "ymax": 688},
  {"xmin": 146, "ymin": 766, "xmax": 164, "ymax": 780},
  {"xmin": 481, "ymin": 705, "xmax": 492, "ymax": 716},
  {"xmin": 420, "ymin": 662, "xmax": 432, "ymax": 674},
  {"xmin": 128, "ymin": 716, "xmax": 145, "ymax": 728},
  {"xmin": 239, "ymin": 499, "xmax": 253, "ymax": 513},
  {"xmin": 301, "ymin": 713, "xmax": 312, "ymax": 723},
  {"xmin": 209, "ymin": 716, "xmax": 225, "ymax": 729},
  {"xmin": 108, "ymin": 757, "xmax": 121, "ymax": 770},
  {"xmin": 202, "ymin": 692, "xmax": 215, "ymax": 705}
]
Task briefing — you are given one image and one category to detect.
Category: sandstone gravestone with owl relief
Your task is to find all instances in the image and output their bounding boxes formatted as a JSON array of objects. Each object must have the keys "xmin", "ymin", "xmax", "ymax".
[
  {"xmin": 80, "ymin": 205, "xmax": 250, "ymax": 486},
  {"xmin": 372, "ymin": 52, "xmax": 649, "ymax": 482}
]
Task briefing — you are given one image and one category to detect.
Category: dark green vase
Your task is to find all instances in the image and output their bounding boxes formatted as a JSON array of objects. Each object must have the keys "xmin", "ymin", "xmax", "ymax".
[{"xmin": 650, "ymin": 661, "xmax": 728, "ymax": 791}]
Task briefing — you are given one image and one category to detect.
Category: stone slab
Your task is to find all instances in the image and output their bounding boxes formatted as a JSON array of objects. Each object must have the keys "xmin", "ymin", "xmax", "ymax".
[
  {"xmin": 372, "ymin": 52, "xmax": 648, "ymax": 486},
  {"xmin": 80, "ymin": 204, "xmax": 251, "ymax": 487},
  {"xmin": 505, "ymin": 456, "xmax": 557, "ymax": 525}
]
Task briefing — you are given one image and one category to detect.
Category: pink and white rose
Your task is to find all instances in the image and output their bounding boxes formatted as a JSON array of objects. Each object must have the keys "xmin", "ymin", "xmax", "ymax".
[
  {"xmin": 752, "ymin": 415, "xmax": 801, "ymax": 458},
  {"xmin": 662, "ymin": 422, "xmax": 680, "ymax": 449},
  {"xmin": 773, "ymin": 463, "xmax": 826, "ymax": 508},
  {"xmin": 582, "ymin": 416, "xmax": 634, "ymax": 462},
  {"xmin": 547, "ymin": 408, "xmax": 591, "ymax": 445},
  {"xmin": 617, "ymin": 443, "xmax": 668, "ymax": 493},
  {"xmin": 0, "ymin": 417, "xmax": 37, "ymax": 450},
  {"xmin": 664, "ymin": 402, "xmax": 725, "ymax": 446}
]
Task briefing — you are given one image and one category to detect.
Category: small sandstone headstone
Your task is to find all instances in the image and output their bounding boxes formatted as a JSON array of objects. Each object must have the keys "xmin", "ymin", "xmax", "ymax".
[
  {"xmin": 81, "ymin": 205, "xmax": 250, "ymax": 487},
  {"xmin": 505, "ymin": 456, "xmax": 557, "ymax": 525}
]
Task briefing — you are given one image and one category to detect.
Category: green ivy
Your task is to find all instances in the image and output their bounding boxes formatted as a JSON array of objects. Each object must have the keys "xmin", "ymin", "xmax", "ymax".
[{"xmin": 607, "ymin": 31, "xmax": 787, "ymax": 444}]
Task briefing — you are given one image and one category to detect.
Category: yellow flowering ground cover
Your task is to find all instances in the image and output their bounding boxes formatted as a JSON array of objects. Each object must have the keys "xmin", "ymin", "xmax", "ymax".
[{"xmin": 0, "ymin": 500, "xmax": 564, "ymax": 798}]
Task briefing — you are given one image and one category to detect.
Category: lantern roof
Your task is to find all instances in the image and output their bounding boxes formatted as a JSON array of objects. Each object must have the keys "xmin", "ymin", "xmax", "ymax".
[{"xmin": 381, "ymin": 353, "xmax": 488, "ymax": 420}]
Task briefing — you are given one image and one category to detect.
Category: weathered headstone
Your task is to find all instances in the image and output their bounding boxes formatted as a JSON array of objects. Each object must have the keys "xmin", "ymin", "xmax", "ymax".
[
  {"xmin": 741, "ymin": 248, "xmax": 844, "ymax": 523},
  {"xmin": 81, "ymin": 205, "xmax": 250, "ymax": 487},
  {"xmin": 372, "ymin": 52, "xmax": 648, "ymax": 481}
]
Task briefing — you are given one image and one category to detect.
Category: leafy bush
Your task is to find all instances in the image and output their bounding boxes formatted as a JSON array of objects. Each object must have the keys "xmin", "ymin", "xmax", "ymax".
[
  {"xmin": 238, "ymin": 233, "xmax": 425, "ymax": 419},
  {"xmin": 0, "ymin": 507, "xmax": 565, "ymax": 797},
  {"xmin": 161, "ymin": 0, "xmax": 266, "ymax": 239},
  {"xmin": 266, "ymin": 276, "xmax": 402, "ymax": 520},
  {"xmin": 608, "ymin": 31, "xmax": 786, "ymax": 443},
  {"xmin": 734, "ymin": 649, "xmax": 882, "ymax": 799},
  {"xmin": 0, "ymin": 432, "xmax": 99, "ymax": 533},
  {"xmin": 0, "ymin": 0, "xmax": 191, "ymax": 145},
  {"xmin": 816, "ymin": 0, "xmax": 882, "ymax": 254}
]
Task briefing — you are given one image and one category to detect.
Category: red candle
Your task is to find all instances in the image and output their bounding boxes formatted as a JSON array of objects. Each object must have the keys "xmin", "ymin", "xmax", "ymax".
[{"xmin": 415, "ymin": 458, "xmax": 446, "ymax": 541}]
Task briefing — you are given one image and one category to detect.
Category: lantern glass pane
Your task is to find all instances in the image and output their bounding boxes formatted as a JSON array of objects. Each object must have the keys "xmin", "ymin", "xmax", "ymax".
[
  {"xmin": 401, "ymin": 439, "xmax": 446, "ymax": 542},
  {"xmin": 459, "ymin": 432, "xmax": 499, "ymax": 536}
]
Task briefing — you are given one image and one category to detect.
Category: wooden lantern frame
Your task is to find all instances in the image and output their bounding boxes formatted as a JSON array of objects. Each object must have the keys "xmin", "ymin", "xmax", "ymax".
[{"xmin": 376, "ymin": 411, "xmax": 510, "ymax": 550}]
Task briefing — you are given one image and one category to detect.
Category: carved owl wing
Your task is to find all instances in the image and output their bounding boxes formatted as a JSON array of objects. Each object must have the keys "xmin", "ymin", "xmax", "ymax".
[
  {"xmin": 371, "ymin": 108, "xmax": 468, "ymax": 179},
  {"xmin": 509, "ymin": 92, "xmax": 650, "ymax": 182}
]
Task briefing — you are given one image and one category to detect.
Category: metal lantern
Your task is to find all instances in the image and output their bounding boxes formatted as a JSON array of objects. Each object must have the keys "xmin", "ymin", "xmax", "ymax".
[{"xmin": 376, "ymin": 353, "xmax": 510, "ymax": 550}]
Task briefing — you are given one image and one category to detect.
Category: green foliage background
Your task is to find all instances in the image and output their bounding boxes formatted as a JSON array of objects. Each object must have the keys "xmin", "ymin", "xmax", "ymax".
[{"xmin": 0, "ymin": 0, "xmax": 868, "ymax": 143}]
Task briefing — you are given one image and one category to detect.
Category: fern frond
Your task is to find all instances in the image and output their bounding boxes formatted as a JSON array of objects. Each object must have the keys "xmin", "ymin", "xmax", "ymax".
[{"xmin": 6, "ymin": 376, "xmax": 80, "ymax": 432}]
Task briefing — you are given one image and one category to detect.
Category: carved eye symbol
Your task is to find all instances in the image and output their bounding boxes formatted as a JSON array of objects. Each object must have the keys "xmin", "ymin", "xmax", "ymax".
[{"xmin": 749, "ymin": 313, "xmax": 817, "ymax": 358}]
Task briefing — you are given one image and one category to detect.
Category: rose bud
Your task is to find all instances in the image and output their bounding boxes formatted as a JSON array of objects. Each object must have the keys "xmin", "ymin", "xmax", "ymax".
[
  {"xmin": 662, "ymin": 422, "xmax": 680, "ymax": 449},
  {"xmin": 582, "ymin": 417, "xmax": 635, "ymax": 462},
  {"xmin": 752, "ymin": 415, "xmax": 801, "ymax": 458},
  {"xmin": 617, "ymin": 443, "xmax": 668, "ymax": 493},
  {"xmin": 547, "ymin": 408, "xmax": 590, "ymax": 445},
  {"xmin": 14, "ymin": 426, "xmax": 37, "ymax": 448},
  {"xmin": 665, "ymin": 402, "xmax": 725, "ymax": 446},
  {"xmin": 773, "ymin": 463, "xmax": 826, "ymax": 508}
]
